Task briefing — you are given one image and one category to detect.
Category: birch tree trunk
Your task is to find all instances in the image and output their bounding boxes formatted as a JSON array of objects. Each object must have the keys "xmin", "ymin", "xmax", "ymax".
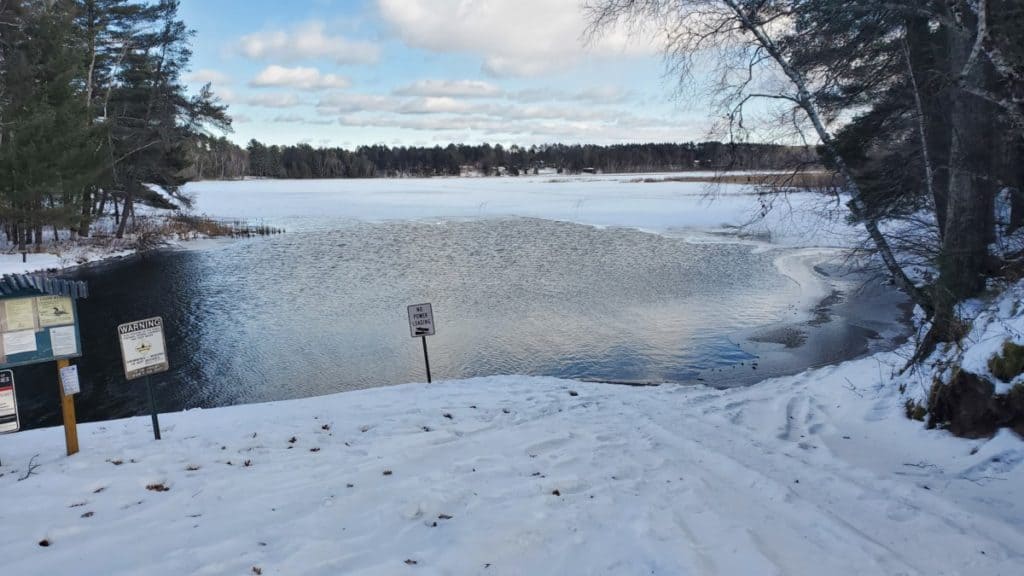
[
  {"xmin": 905, "ymin": 15, "xmax": 952, "ymax": 237},
  {"xmin": 720, "ymin": 0, "xmax": 932, "ymax": 312},
  {"xmin": 79, "ymin": 1, "xmax": 99, "ymax": 238}
]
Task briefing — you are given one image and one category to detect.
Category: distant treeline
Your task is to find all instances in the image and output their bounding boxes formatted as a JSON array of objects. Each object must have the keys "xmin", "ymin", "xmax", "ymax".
[{"xmin": 184, "ymin": 139, "xmax": 817, "ymax": 180}]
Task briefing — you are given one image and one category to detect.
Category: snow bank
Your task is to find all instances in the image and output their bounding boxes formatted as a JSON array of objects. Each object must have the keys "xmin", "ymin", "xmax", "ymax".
[
  {"xmin": 952, "ymin": 283, "xmax": 1024, "ymax": 395},
  {"xmin": 0, "ymin": 247, "xmax": 137, "ymax": 277},
  {"xmin": 0, "ymin": 211, "xmax": 224, "ymax": 278},
  {"xmin": 2, "ymin": 357, "xmax": 1021, "ymax": 575},
  {"xmin": 0, "ymin": 213, "xmax": 171, "ymax": 277}
]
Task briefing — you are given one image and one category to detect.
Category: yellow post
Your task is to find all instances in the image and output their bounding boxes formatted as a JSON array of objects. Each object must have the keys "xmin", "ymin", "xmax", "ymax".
[{"xmin": 56, "ymin": 358, "xmax": 79, "ymax": 456}]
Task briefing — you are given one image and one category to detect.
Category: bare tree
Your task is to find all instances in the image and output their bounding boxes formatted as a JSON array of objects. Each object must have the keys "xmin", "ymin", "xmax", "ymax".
[{"xmin": 586, "ymin": 0, "xmax": 932, "ymax": 311}]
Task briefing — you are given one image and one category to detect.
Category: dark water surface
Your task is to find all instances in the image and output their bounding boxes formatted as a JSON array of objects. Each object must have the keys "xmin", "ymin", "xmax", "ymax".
[{"xmin": 14, "ymin": 217, "xmax": 889, "ymax": 428}]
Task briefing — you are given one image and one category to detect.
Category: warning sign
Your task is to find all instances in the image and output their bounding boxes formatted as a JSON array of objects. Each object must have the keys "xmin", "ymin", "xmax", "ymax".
[
  {"xmin": 117, "ymin": 317, "xmax": 170, "ymax": 380},
  {"xmin": 0, "ymin": 370, "xmax": 18, "ymax": 434}
]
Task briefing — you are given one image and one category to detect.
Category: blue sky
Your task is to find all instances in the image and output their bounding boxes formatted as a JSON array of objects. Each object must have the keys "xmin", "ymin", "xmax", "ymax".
[{"xmin": 179, "ymin": 0, "xmax": 717, "ymax": 148}]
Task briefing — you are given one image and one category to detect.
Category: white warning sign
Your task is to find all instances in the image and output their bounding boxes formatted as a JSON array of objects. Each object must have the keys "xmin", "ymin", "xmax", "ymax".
[{"xmin": 118, "ymin": 317, "xmax": 170, "ymax": 380}]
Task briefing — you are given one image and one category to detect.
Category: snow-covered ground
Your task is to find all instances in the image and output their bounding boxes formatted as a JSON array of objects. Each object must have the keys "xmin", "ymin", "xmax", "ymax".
[
  {"xmin": 0, "ymin": 246, "xmax": 137, "ymax": 278},
  {"xmin": 1, "ymin": 348, "xmax": 1021, "ymax": 575},
  {"xmin": 2, "ymin": 174, "xmax": 1019, "ymax": 574},
  {"xmin": 0, "ymin": 212, "xmax": 173, "ymax": 277},
  {"xmin": 940, "ymin": 281, "xmax": 1024, "ymax": 396}
]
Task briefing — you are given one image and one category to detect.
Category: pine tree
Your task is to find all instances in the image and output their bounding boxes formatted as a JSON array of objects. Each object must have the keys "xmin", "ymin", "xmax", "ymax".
[
  {"xmin": 104, "ymin": 0, "xmax": 228, "ymax": 237},
  {"xmin": 75, "ymin": 0, "xmax": 146, "ymax": 236},
  {"xmin": 0, "ymin": 0, "xmax": 93, "ymax": 249}
]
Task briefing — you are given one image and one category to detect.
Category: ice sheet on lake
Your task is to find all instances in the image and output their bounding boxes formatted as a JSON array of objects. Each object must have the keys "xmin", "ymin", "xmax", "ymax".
[{"xmin": 186, "ymin": 173, "xmax": 861, "ymax": 247}]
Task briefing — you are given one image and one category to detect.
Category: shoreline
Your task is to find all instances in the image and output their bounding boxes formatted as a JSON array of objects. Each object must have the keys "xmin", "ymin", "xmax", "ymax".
[
  {"xmin": 3, "ymin": 211, "xmax": 913, "ymax": 436},
  {"xmin": 0, "ymin": 244, "xmax": 138, "ymax": 278},
  {"xmin": 701, "ymin": 249, "xmax": 913, "ymax": 387},
  {"xmin": 0, "ymin": 230, "xmax": 245, "ymax": 279},
  {"xmin": 3, "ymin": 218, "xmax": 909, "ymax": 396}
]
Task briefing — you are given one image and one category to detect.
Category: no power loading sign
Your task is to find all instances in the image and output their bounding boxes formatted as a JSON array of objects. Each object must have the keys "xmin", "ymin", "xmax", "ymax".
[{"xmin": 407, "ymin": 303, "xmax": 435, "ymax": 337}]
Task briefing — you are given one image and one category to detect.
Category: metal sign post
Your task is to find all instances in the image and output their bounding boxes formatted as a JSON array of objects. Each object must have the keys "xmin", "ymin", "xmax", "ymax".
[
  {"xmin": 407, "ymin": 303, "xmax": 435, "ymax": 383},
  {"xmin": 118, "ymin": 317, "xmax": 170, "ymax": 441},
  {"xmin": 144, "ymin": 375, "xmax": 161, "ymax": 440},
  {"xmin": 421, "ymin": 336, "xmax": 432, "ymax": 383}
]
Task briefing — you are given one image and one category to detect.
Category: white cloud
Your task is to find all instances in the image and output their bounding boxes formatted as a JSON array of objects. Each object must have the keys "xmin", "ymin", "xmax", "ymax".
[
  {"xmin": 397, "ymin": 97, "xmax": 501, "ymax": 115},
  {"xmin": 376, "ymin": 0, "xmax": 655, "ymax": 76},
  {"xmin": 393, "ymin": 79, "xmax": 503, "ymax": 98},
  {"xmin": 250, "ymin": 65, "xmax": 351, "ymax": 90},
  {"xmin": 318, "ymin": 91, "xmax": 635, "ymax": 124},
  {"xmin": 312, "ymin": 84, "xmax": 696, "ymax": 144},
  {"xmin": 272, "ymin": 114, "xmax": 307, "ymax": 123},
  {"xmin": 569, "ymin": 86, "xmax": 633, "ymax": 104},
  {"xmin": 214, "ymin": 87, "xmax": 238, "ymax": 104},
  {"xmin": 510, "ymin": 86, "xmax": 633, "ymax": 104},
  {"xmin": 239, "ymin": 22, "xmax": 380, "ymax": 65},
  {"xmin": 247, "ymin": 93, "xmax": 303, "ymax": 108},
  {"xmin": 319, "ymin": 93, "xmax": 500, "ymax": 117},
  {"xmin": 272, "ymin": 114, "xmax": 335, "ymax": 125},
  {"xmin": 185, "ymin": 69, "xmax": 231, "ymax": 85},
  {"xmin": 317, "ymin": 93, "xmax": 397, "ymax": 113},
  {"xmin": 337, "ymin": 113, "xmax": 504, "ymax": 132},
  {"xmin": 334, "ymin": 109, "xmax": 699, "ymax": 144}
]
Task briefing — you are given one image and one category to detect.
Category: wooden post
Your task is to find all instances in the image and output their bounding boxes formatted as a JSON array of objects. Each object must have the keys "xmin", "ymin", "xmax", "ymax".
[{"xmin": 56, "ymin": 358, "xmax": 79, "ymax": 456}]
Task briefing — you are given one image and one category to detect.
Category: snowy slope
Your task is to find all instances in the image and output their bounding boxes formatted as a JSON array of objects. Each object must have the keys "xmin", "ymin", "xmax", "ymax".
[
  {"xmin": 2, "ymin": 355, "xmax": 1021, "ymax": 575},
  {"xmin": 946, "ymin": 281, "xmax": 1024, "ymax": 395}
]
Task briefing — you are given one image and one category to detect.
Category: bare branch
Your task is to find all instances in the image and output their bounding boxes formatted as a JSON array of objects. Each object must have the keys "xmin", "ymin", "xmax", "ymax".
[{"xmin": 17, "ymin": 454, "xmax": 40, "ymax": 482}]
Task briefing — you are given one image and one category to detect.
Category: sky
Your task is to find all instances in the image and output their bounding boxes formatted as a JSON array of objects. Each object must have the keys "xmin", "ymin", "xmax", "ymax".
[{"xmin": 178, "ymin": 0, "xmax": 719, "ymax": 149}]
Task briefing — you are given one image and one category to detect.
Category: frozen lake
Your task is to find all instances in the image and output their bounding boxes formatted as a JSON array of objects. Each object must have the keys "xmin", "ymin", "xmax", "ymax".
[
  {"xmin": 187, "ymin": 172, "xmax": 860, "ymax": 245},
  {"xmin": 16, "ymin": 174, "xmax": 907, "ymax": 427}
]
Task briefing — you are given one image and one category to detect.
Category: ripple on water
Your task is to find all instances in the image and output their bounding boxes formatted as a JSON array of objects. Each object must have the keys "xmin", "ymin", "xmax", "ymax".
[{"xmin": 19, "ymin": 218, "xmax": 814, "ymax": 427}]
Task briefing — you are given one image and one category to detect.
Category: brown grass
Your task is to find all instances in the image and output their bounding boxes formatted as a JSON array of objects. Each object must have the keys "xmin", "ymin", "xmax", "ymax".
[{"xmin": 166, "ymin": 214, "xmax": 285, "ymax": 239}]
